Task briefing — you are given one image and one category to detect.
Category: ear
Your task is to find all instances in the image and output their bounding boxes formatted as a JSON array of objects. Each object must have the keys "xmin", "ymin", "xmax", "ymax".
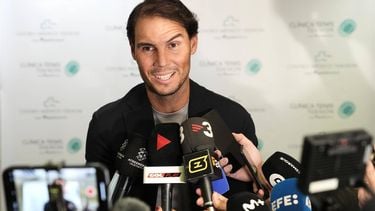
[
  {"xmin": 190, "ymin": 35, "xmax": 198, "ymax": 55},
  {"xmin": 130, "ymin": 42, "xmax": 136, "ymax": 59}
]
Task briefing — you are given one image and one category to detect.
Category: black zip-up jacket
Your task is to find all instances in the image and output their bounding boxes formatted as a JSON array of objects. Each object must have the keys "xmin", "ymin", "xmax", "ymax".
[{"xmin": 86, "ymin": 79, "xmax": 258, "ymax": 210}]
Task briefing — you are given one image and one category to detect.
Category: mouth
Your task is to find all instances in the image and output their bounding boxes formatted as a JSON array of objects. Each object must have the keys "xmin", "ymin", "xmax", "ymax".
[{"xmin": 153, "ymin": 71, "xmax": 175, "ymax": 81}]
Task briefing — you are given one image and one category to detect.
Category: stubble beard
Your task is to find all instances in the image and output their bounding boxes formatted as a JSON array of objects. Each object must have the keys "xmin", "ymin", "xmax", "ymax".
[{"xmin": 146, "ymin": 72, "xmax": 189, "ymax": 98}]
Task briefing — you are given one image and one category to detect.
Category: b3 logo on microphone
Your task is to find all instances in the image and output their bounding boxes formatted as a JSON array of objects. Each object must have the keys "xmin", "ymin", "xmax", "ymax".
[{"xmin": 191, "ymin": 121, "xmax": 213, "ymax": 138}]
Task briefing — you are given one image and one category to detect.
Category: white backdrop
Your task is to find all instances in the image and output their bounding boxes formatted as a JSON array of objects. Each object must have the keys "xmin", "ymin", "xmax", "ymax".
[{"xmin": 1, "ymin": 0, "xmax": 375, "ymax": 208}]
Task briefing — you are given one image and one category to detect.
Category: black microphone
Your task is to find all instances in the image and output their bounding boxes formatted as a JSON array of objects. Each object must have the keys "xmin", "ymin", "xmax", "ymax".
[
  {"xmin": 110, "ymin": 133, "xmax": 148, "ymax": 205},
  {"xmin": 111, "ymin": 197, "xmax": 151, "ymax": 211},
  {"xmin": 362, "ymin": 198, "xmax": 375, "ymax": 211},
  {"xmin": 180, "ymin": 117, "xmax": 221, "ymax": 211},
  {"xmin": 147, "ymin": 123, "xmax": 182, "ymax": 211},
  {"xmin": 261, "ymin": 151, "xmax": 301, "ymax": 188},
  {"xmin": 227, "ymin": 192, "xmax": 271, "ymax": 211},
  {"xmin": 202, "ymin": 109, "xmax": 245, "ymax": 172}
]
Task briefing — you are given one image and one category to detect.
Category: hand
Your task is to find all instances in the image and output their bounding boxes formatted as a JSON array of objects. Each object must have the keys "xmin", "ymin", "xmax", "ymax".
[
  {"xmin": 215, "ymin": 149, "xmax": 233, "ymax": 175},
  {"xmin": 226, "ymin": 133, "xmax": 263, "ymax": 182},
  {"xmin": 155, "ymin": 206, "xmax": 177, "ymax": 211},
  {"xmin": 358, "ymin": 160, "xmax": 375, "ymax": 207},
  {"xmin": 227, "ymin": 133, "xmax": 271, "ymax": 200},
  {"xmin": 196, "ymin": 188, "xmax": 228, "ymax": 211},
  {"xmin": 233, "ymin": 133, "xmax": 262, "ymax": 167}
]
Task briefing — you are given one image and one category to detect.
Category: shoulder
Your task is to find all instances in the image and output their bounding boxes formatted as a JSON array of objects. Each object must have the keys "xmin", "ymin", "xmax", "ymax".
[
  {"xmin": 190, "ymin": 80, "xmax": 249, "ymax": 116},
  {"xmin": 190, "ymin": 80, "xmax": 258, "ymax": 145},
  {"xmin": 93, "ymin": 83, "xmax": 147, "ymax": 119}
]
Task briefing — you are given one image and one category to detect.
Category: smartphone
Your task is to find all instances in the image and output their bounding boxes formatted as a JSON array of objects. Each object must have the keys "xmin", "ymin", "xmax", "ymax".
[
  {"xmin": 2, "ymin": 162, "xmax": 110, "ymax": 211},
  {"xmin": 240, "ymin": 145, "xmax": 269, "ymax": 199}
]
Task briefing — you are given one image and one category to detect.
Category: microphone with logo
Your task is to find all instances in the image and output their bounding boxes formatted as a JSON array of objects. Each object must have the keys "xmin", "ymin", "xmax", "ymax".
[
  {"xmin": 180, "ymin": 117, "xmax": 222, "ymax": 211},
  {"xmin": 145, "ymin": 122, "xmax": 183, "ymax": 211},
  {"xmin": 270, "ymin": 178, "xmax": 312, "ymax": 211},
  {"xmin": 227, "ymin": 192, "xmax": 271, "ymax": 211},
  {"xmin": 109, "ymin": 133, "xmax": 148, "ymax": 205},
  {"xmin": 261, "ymin": 152, "xmax": 301, "ymax": 188}
]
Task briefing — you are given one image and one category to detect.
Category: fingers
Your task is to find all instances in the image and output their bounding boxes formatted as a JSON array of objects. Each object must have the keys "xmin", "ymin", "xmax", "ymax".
[
  {"xmin": 365, "ymin": 160, "xmax": 375, "ymax": 193},
  {"xmin": 212, "ymin": 192, "xmax": 229, "ymax": 211},
  {"xmin": 215, "ymin": 149, "xmax": 233, "ymax": 175},
  {"xmin": 232, "ymin": 132, "xmax": 247, "ymax": 145},
  {"xmin": 227, "ymin": 167, "xmax": 251, "ymax": 182},
  {"xmin": 195, "ymin": 188, "xmax": 202, "ymax": 196},
  {"xmin": 257, "ymin": 189, "xmax": 265, "ymax": 199},
  {"xmin": 196, "ymin": 196, "xmax": 204, "ymax": 208},
  {"xmin": 214, "ymin": 149, "xmax": 223, "ymax": 159}
]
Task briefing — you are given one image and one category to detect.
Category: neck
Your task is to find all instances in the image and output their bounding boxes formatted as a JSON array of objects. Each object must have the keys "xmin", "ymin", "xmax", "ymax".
[{"xmin": 147, "ymin": 81, "xmax": 190, "ymax": 113}]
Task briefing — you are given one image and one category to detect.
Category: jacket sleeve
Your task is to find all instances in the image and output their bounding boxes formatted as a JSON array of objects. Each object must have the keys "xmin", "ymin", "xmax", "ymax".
[{"xmin": 85, "ymin": 112, "xmax": 116, "ymax": 176}]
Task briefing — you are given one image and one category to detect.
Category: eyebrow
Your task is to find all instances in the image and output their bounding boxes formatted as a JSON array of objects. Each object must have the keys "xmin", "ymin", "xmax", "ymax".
[
  {"xmin": 136, "ymin": 33, "xmax": 183, "ymax": 48},
  {"xmin": 166, "ymin": 33, "xmax": 183, "ymax": 43}
]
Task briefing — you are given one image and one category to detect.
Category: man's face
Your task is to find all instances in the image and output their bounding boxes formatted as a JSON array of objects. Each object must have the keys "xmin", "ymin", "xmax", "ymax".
[{"xmin": 132, "ymin": 16, "xmax": 197, "ymax": 97}]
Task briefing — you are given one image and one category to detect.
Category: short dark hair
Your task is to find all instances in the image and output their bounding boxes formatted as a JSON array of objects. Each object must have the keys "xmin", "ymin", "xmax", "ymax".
[{"xmin": 126, "ymin": 0, "xmax": 198, "ymax": 47}]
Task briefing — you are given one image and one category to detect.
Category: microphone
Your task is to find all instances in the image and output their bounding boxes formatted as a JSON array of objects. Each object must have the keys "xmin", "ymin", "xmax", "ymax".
[
  {"xmin": 362, "ymin": 198, "xmax": 375, "ymax": 211},
  {"xmin": 180, "ymin": 117, "xmax": 222, "ymax": 211},
  {"xmin": 270, "ymin": 178, "xmax": 312, "ymax": 211},
  {"xmin": 147, "ymin": 123, "xmax": 182, "ymax": 211},
  {"xmin": 110, "ymin": 133, "xmax": 148, "ymax": 205},
  {"xmin": 202, "ymin": 109, "xmax": 245, "ymax": 172},
  {"xmin": 227, "ymin": 192, "xmax": 271, "ymax": 211},
  {"xmin": 144, "ymin": 166, "xmax": 185, "ymax": 184},
  {"xmin": 261, "ymin": 152, "xmax": 301, "ymax": 187},
  {"xmin": 111, "ymin": 197, "xmax": 151, "ymax": 211}
]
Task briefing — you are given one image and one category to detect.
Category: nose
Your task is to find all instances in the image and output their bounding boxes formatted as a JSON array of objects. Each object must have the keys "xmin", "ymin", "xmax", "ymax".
[{"xmin": 154, "ymin": 48, "xmax": 167, "ymax": 67}]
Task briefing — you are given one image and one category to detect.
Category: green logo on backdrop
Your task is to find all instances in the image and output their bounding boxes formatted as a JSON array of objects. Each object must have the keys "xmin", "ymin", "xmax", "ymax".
[
  {"xmin": 246, "ymin": 59, "xmax": 262, "ymax": 75},
  {"xmin": 338, "ymin": 101, "xmax": 355, "ymax": 118},
  {"xmin": 339, "ymin": 19, "xmax": 356, "ymax": 37},
  {"xmin": 68, "ymin": 138, "xmax": 82, "ymax": 153},
  {"xmin": 65, "ymin": 60, "xmax": 80, "ymax": 76},
  {"xmin": 257, "ymin": 139, "xmax": 264, "ymax": 150}
]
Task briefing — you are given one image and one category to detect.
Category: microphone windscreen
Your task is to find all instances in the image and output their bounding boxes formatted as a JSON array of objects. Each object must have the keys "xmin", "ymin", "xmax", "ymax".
[
  {"xmin": 227, "ymin": 192, "xmax": 271, "ymax": 211},
  {"xmin": 147, "ymin": 123, "xmax": 182, "ymax": 166},
  {"xmin": 111, "ymin": 197, "xmax": 150, "ymax": 211},
  {"xmin": 116, "ymin": 133, "xmax": 147, "ymax": 176},
  {"xmin": 180, "ymin": 117, "xmax": 215, "ymax": 154},
  {"xmin": 262, "ymin": 151, "xmax": 301, "ymax": 187},
  {"xmin": 270, "ymin": 178, "xmax": 312, "ymax": 211}
]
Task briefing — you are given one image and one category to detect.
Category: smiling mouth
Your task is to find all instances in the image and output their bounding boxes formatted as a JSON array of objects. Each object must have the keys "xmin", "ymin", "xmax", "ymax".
[{"xmin": 154, "ymin": 72, "xmax": 175, "ymax": 81}]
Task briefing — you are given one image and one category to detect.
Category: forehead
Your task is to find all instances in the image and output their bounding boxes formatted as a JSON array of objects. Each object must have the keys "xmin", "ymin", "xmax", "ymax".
[{"xmin": 134, "ymin": 16, "xmax": 188, "ymax": 40}]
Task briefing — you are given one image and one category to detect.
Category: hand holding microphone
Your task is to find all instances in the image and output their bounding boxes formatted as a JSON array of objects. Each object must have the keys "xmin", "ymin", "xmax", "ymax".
[
  {"xmin": 180, "ymin": 117, "xmax": 222, "ymax": 211},
  {"xmin": 223, "ymin": 133, "xmax": 269, "ymax": 200}
]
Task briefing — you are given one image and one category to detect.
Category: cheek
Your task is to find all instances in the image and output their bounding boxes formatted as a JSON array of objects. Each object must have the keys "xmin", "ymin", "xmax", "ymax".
[
  {"xmin": 135, "ymin": 55, "xmax": 154, "ymax": 70},
  {"xmin": 174, "ymin": 52, "xmax": 191, "ymax": 67}
]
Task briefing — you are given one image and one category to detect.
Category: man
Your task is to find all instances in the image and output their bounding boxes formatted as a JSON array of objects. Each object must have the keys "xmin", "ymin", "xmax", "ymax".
[
  {"xmin": 44, "ymin": 178, "xmax": 77, "ymax": 211},
  {"xmin": 85, "ymin": 0, "xmax": 258, "ymax": 210}
]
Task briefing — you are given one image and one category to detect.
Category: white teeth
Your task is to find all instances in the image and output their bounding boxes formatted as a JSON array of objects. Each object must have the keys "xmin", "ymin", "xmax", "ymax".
[{"xmin": 155, "ymin": 72, "xmax": 173, "ymax": 81}]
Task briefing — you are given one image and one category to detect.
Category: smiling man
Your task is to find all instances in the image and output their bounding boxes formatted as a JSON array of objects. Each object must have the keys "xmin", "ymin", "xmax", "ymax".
[{"xmin": 85, "ymin": 0, "xmax": 258, "ymax": 210}]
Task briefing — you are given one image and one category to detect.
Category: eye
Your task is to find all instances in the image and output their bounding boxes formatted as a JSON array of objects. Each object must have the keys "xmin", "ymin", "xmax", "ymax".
[
  {"xmin": 168, "ymin": 41, "xmax": 180, "ymax": 49},
  {"xmin": 141, "ymin": 45, "xmax": 155, "ymax": 52}
]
